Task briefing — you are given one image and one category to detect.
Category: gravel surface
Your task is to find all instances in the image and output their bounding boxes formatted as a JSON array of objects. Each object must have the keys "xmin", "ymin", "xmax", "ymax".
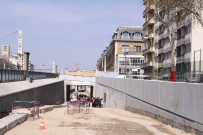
[{"xmin": 5, "ymin": 106, "xmax": 192, "ymax": 135}]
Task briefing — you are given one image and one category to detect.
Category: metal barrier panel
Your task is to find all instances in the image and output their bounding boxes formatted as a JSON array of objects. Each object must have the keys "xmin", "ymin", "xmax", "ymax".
[{"xmin": 0, "ymin": 69, "xmax": 57, "ymax": 83}]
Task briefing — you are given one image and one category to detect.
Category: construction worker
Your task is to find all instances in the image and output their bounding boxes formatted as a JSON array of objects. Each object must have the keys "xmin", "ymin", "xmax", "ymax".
[{"xmin": 101, "ymin": 98, "xmax": 104, "ymax": 108}]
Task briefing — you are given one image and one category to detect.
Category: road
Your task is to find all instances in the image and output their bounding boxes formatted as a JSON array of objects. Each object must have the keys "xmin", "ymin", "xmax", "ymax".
[{"xmin": 5, "ymin": 107, "xmax": 192, "ymax": 135}]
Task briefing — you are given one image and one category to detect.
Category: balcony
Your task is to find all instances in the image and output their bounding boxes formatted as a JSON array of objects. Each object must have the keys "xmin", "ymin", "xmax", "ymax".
[
  {"xmin": 149, "ymin": 33, "xmax": 155, "ymax": 39},
  {"xmin": 158, "ymin": 30, "xmax": 168, "ymax": 40},
  {"xmin": 143, "ymin": 4, "xmax": 155, "ymax": 17},
  {"xmin": 158, "ymin": 62, "xmax": 163, "ymax": 68},
  {"xmin": 141, "ymin": 61, "xmax": 153, "ymax": 69},
  {"xmin": 143, "ymin": 18, "xmax": 155, "ymax": 28},
  {"xmin": 154, "ymin": 49, "xmax": 158, "ymax": 56},
  {"xmin": 176, "ymin": 55, "xmax": 184, "ymax": 62},
  {"xmin": 177, "ymin": 36, "xmax": 185, "ymax": 47},
  {"xmin": 158, "ymin": 47, "xmax": 163, "ymax": 54},
  {"xmin": 142, "ymin": 47, "xmax": 155, "ymax": 55},
  {"xmin": 177, "ymin": 14, "xmax": 192, "ymax": 29},
  {"xmin": 163, "ymin": 43, "xmax": 171, "ymax": 53}
]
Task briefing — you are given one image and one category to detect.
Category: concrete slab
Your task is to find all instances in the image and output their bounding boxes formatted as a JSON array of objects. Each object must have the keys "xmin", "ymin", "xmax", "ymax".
[
  {"xmin": 0, "ymin": 113, "xmax": 28, "ymax": 134},
  {"xmin": 0, "ymin": 124, "xmax": 7, "ymax": 135},
  {"xmin": 39, "ymin": 106, "xmax": 53, "ymax": 113}
]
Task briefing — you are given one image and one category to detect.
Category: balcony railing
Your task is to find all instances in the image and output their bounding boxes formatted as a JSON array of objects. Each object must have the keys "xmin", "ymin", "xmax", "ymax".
[
  {"xmin": 158, "ymin": 62, "xmax": 163, "ymax": 68},
  {"xmin": 158, "ymin": 47, "xmax": 163, "ymax": 54},
  {"xmin": 141, "ymin": 61, "xmax": 153, "ymax": 69},
  {"xmin": 176, "ymin": 55, "xmax": 184, "ymax": 62},
  {"xmin": 143, "ymin": 4, "xmax": 155, "ymax": 17},
  {"xmin": 142, "ymin": 47, "xmax": 155, "ymax": 55},
  {"xmin": 177, "ymin": 36, "xmax": 185, "ymax": 46},
  {"xmin": 143, "ymin": 18, "xmax": 155, "ymax": 28}
]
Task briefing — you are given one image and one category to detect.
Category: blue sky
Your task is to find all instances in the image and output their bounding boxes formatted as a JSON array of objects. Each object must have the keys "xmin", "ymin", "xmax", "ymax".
[{"xmin": 0, "ymin": 0, "xmax": 144, "ymax": 72}]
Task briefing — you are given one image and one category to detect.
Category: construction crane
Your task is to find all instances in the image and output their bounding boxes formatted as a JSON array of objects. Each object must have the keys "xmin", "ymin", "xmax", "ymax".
[
  {"xmin": 0, "ymin": 30, "xmax": 24, "ymax": 69},
  {"xmin": 17, "ymin": 30, "xmax": 23, "ymax": 68}
]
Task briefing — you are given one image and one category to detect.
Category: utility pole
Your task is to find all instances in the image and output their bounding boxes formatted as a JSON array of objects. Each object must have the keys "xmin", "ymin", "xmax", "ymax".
[{"xmin": 125, "ymin": 51, "xmax": 127, "ymax": 78}]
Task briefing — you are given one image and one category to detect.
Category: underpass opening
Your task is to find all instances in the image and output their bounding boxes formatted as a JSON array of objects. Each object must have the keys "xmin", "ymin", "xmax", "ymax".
[
  {"xmin": 66, "ymin": 85, "xmax": 76, "ymax": 101},
  {"xmin": 90, "ymin": 86, "xmax": 93, "ymax": 98}
]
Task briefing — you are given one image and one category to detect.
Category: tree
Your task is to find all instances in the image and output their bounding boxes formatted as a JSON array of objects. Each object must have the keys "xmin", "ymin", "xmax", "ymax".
[
  {"xmin": 176, "ymin": 0, "xmax": 203, "ymax": 27},
  {"xmin": 146, "ymin": 0, "xmax": 191, "ymax": 81}
]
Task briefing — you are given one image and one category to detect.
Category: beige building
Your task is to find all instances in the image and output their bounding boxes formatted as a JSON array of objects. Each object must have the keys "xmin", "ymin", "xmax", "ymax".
[
  {"xmin": 1, "ymin": 45, "xmax": 10, "ymax": 58},
  {"xmin": 66, "ymin": 70, "xmax": 96, "ymax": 77},
  {"xmin": 142, "ymin": 0, "xmax": 203, "ymax": 77},
  {"xmin": 97, "ymin": 26, "xmax": 145, "ymax": 78}
]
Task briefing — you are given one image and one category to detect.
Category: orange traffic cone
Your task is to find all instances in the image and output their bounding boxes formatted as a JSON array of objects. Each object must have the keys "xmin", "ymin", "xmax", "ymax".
[{"xmin": 40, "ymin": 117, "xmax": 46, "ymax": 130}]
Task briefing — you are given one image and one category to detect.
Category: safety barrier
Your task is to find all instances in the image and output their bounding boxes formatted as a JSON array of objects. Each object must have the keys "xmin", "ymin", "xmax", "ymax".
[
  {"xmin": 11, "ymin": 101, "xmax": 39, "ymax": 120},
  {"xmin": 67, "ymin": 100, "xmax": 89, "ymax": 114},
  {"xmin": 0, "ymin": 69, "xmax": 58, "ymax": 83}
]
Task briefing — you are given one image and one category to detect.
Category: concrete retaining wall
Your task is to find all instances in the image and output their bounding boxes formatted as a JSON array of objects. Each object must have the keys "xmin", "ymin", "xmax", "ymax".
[
  {"xmin": 0, "ymin": 78, "xmax": 64, "ymax": 112},
  {"xmin": 95, "ymin": 77, "xmax": 203, "ymax": 134}
]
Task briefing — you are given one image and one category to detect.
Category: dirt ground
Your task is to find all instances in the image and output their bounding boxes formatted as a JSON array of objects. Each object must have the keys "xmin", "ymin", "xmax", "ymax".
[{"xmin": 5, "ymin": 106, "xmax": 193, "ymax": 135}]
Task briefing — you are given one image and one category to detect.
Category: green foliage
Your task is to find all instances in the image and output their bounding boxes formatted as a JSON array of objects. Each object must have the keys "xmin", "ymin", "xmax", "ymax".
[{"xmin": 153, "ymin": 68, "xmax": 164, "ymax": 79}]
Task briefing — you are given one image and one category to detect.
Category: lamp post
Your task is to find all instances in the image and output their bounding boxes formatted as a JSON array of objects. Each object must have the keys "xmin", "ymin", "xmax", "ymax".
[
  {"xmin": 123, "ymin": 46, "xmax": 129, "ymax": 78},
  {"xmin": 123, "ymin": 47, "xmax": 128, "ymax": 78}
]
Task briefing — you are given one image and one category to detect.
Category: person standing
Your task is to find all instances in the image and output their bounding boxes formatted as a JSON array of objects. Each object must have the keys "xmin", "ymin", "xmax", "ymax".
[
  {"xmin": 89, "ymin": 97, "xmax": 93, "ymax": 107},
  {"xmin": 101, "ymin": 98, "xmax": 104, "ymax": 108}
]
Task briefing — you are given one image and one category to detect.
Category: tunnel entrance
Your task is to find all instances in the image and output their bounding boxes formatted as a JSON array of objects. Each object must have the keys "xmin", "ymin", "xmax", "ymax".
[
  {"xmin": 66, "ymin": 85, "xmax": 76, "ymax": 101},
  {"xmin": 66, "ymin": 85, "xmax": 93, "ymax": 101},
  {"xmin": 66, "ymin": 85, "xmax": 71, "ymax": 101},
  {"xmin": 90, "ymin": 86, "xmax": 93, "ymax": 98}
]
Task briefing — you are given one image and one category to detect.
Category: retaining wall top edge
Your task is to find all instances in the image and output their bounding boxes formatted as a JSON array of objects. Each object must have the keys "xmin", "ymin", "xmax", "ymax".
[{"xmin": 0, "ymin": 78, "xmax": 64, "ymax": 98}]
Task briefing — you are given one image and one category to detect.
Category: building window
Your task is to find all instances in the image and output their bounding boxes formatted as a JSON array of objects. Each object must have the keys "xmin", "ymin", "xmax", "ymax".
[
  {"xmin": 133, "ymin": 32, "xmax": 142, "ymax": 40},
  {"xmin": 119, "ymin": 68, "xmax": 125, "ymax": 75},
  {"xmin": 186, "ymin": 25, "xmax": 191, "ymax": 35},
  {"xmin": 177, "ymin": 29, "xmax": 182, "ymax": 39},
  {"xmin": 122, "ymin": 45, "xmax": 129, "ymax": 52},
  {"xmin": 121, "ymin": 31, "xmax": 130, "ymax": 39},
  {"xmin": 177, "ymin": 46, "xmax": 181, "ymax": 57},
  {"xmin": 119, "ymin": 58, "xmax": 125, "ymax": 65},
  {"xmin": 134, "ymin": 45, "xmax": 142, "ymax": 53},
  {"xmin": 186, "ymin": 44, "xmax": 191, "ymax": 53}
]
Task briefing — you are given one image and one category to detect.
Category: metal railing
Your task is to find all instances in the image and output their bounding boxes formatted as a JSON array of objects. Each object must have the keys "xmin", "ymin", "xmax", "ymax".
[
  {"xmin": 0, "ymin": 69, "xmax": 58, "ymax": 83},
  {"xmin": 143, "ymin": 71, "xmax": 203, "ymax": 83}
]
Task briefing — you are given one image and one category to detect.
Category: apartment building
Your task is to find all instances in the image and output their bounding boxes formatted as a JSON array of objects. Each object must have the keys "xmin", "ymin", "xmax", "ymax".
[
  {"xmin": 141, "ymin": 0, "xmax": 156, "ymax": 74},
  {"xmin": 142, "ymin": 0, "xmax": 203, "ymax": 76},
  {"xmin": 96, "ymin": 26, "xmax": 145, "ymax": 78}
]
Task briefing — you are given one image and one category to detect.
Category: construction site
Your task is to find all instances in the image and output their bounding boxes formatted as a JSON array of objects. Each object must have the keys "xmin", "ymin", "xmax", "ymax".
[
  {"xmin": 0, "ymin": 31, "xmax": 202, "ymax": 134},
  {"xmin": 0, "ymin": 73, "xmax": 202, "ymax": 135},
  {"xmin": 4, "ymin": 106, "xmax": 192, "ymax": 135}
]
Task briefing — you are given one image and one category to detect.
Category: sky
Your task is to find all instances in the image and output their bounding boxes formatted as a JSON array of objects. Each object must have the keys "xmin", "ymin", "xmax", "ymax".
[{"xmin": 0, "ymin": 0, "xmax": 145, "ymax": 72}]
